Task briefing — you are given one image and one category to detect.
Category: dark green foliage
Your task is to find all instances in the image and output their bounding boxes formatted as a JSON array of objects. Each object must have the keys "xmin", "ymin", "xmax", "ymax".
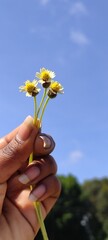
[
  {"xmin": 35, "ymin": 175, "xmax": 108, "ymax": 240},
  {"xmin": 44, "ymin": 175, "xmax": 87, "ymax": 240},
  {"xmin": 82, "ymin": 178, "xmax": 108, "ymax": 238}
]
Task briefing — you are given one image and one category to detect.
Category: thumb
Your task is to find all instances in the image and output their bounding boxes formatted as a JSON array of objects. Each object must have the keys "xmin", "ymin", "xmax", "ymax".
[{"xmin": 0, "ymin": 116, "xmax": 38, "ymax": 183}]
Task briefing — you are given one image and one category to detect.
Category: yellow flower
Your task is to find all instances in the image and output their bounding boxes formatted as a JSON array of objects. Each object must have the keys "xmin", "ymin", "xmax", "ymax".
[
  {"xmin": 19, "ymin": 80, "xmax": 40, "ymax": 97},
  {"xmin": 48, "ymin": 81, "xmax": 64, "ymax": 98},
  {"xmin": 50, "ymin": 81, "xmax": 64, "ymax": 93},
  {"xmin": 36, "ymin": 67, "xmax": 55, "ymax": 88}
]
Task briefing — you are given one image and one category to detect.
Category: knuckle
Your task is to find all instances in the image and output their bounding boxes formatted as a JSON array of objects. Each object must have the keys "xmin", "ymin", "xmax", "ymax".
[
  {"xmin": 33, "ymin": 155, "xmax": 57, "ymax": 175},
  {"xmin": 56, "ymin": 178, "xmax": 62, "ymax": 196},
  {"xmin": 38, "ymin": 155, "xmax": 57, "ymax": 174},
  {"xmin": 46, "ymin": 155, "xmax": 57, "ymax": 174},
  {"xmin": 51, "ymin": 175, "xmax": 62, "ymax": 197},
  {"xmin": 1, "ymin": 137, "xmax": 22, "ymax": 159}
]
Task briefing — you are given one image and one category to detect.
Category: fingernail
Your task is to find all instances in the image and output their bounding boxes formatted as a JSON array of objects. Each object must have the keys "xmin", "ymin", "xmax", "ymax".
[
  {"xmin": 16, "ymin": 116, "xmax": 34, "ymax": 142},
  {"xmin": 29, "ymin": 184, "xmax": 46, "ymax": 201},
  {"xmin": 18, "ymin": 166, "xmax": 40, "ymax": 184},
  {"xmin": 39, "ymin": 135, "xmax": 52, "ymax": 149},
  {"xmin": 18, "ymin": 174, "xmax": 30, "ymax": 184}
]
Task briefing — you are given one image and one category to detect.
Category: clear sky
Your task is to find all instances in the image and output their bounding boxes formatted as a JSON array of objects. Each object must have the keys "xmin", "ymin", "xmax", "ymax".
[{"xmin": 0, "ymin": 0, "xmax": 108, "ymax": 183}]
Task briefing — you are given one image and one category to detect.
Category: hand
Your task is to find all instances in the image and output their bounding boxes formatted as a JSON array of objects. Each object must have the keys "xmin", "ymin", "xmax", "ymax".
[{"xmin": 0, "ymin": 116, "xmax": 61, "ymax": 240}]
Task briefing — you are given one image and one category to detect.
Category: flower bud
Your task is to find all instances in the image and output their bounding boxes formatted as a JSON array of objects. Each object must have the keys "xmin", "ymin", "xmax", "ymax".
[{"xmin": 47, "ymin": 89, "xmax": 57, "ymax": 98}]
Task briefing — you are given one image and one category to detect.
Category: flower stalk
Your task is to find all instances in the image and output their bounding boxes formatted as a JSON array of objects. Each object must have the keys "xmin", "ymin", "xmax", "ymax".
[
  {"xmin": 29, "ymin": 95, "xmax": 49, "ymax": 240},
  {"xmin": 33, "ymin": 96, "xmax": 37, "ymax": 125},
  {"xmin": 39, "ymin": 96, "xmax": 50, "ymax": 124},
  {"xmin": 37, "ymin": 88, "xmax": 47, "ymax": 118}
]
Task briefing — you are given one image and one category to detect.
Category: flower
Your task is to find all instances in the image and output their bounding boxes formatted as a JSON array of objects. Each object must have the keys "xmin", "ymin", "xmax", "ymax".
[
  {"xmin": 36, "ymin": 67, "xmax": 55, "ymax": 88},
  {"xmin": 19, "ymin": 80, "xmax": 40, "ymax": 97},
  {"xmin": 48, "ymin": 81, "xmax": 64, "ymax": 98}
]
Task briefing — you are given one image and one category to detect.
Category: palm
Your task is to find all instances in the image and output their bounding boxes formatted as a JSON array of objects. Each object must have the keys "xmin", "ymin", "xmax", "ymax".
[
  {"xmin": 1, "ymin": 177, "xmax": 55, "ymax": 240},
  {"xmin": 1, "ymin": 185, "xmax": 38, "ymax": 240}
]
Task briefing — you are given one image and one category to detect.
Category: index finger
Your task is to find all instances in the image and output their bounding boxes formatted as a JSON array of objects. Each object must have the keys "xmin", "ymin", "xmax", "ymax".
[
  {"xmin": 0, "ymin": 126, "xmax": 20, "ymax": 149},
  {"xmin": 0, "ymin": 116, "xmax": 38, "ymax": 183}
]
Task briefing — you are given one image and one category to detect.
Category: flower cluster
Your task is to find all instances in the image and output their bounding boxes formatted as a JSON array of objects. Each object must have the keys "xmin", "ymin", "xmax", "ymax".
[
  {"xmin": 19, "ymin": 67, "xmax": 64, "ymax": 240},
  {"xmin": 19, "ymin": 67, "xmax": 64, "ymax": 126},
  {"xmin": 19, "ymin": 67, "xmax": 64, "ymax": 97}
]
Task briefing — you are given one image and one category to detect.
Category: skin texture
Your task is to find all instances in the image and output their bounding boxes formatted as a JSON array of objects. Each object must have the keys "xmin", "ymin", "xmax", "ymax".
[{"xmin": 0, "ymin": 116, "xmax": 61, "ymax": 240}]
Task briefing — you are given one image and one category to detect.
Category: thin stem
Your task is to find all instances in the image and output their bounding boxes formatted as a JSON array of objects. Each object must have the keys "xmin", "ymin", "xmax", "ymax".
[
  {"xmin": 33, "ymin": 96, "xmax": 37, "ymax": 125},
  {"xmin": 29, "ymin": 152, "xmax": 33, "ymax": 164},
  {"xmin": 39, "ymin": 97, "xmax": 50, "ymax": 124},
  {"xmin": 29, "ymin": 94, "xmax": 49, "ymax": 240},
  {"xmin": 34, "ymin": 202, "xmax": 49, "ymax": 240},
  {"xmin": 29, "ymin": 96, "xmax": 37, "ymax": 164},
  {"xmin": 37, "ymin": 88, "xmax": 47, "ymax": 118}
]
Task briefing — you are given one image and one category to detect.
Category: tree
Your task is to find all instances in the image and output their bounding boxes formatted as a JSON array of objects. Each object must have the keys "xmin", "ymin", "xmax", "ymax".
[
  {"xmin": 82, "ymin": 178, "xmax": 108, "ymax": 239},
  {"xmin": 36, "ymin": 175, "xmax": 106, "ymax": 240},
  {"xmin": 36, "ymin": 175, "xmax": 87, "ymax": 240}
]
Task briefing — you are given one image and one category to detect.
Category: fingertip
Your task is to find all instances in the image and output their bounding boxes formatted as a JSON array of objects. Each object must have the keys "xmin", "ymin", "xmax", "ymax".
[
  {"xmin": 34, "ymin": 134, "xmax": 55, "ymax": 156},
  {"xmin": 0, "ymin": 138, "xmax": 6, "ymax": 148}
]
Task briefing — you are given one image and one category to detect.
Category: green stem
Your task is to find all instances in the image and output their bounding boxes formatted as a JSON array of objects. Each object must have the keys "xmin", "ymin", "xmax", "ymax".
[
  {"xmin": 37, "ymin": 88, "xmax": 47, "ymax": 118},
  {"xmin": 34, "ymin": 202, "xmax": 49, "ymax": 240},
  {"xmin": 29, "ymin": 95, "xmax": 49, "ymax": 240},
  {"xmin": 33, "ymin": 96, "xmax": 37, "ymax": 125},
  {"xmin": 29, "ymin": 152, "xmax": 33, "ymax": 164},
  {"xmin": 29, "ymin": 157, "xmax": 49, "ymax": 240},
  {"xmin": 29, "ymin": 96, "xmax": 37, "ymax": 164},
  {"xmin": 39, "ymin": 97, "xmax": 50, "ymax": 124}
]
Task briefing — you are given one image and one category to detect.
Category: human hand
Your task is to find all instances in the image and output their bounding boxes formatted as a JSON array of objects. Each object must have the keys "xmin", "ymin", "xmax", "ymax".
[{"xmin": 0, "ymin": 116, "xmax": 61, "ymax": 240}]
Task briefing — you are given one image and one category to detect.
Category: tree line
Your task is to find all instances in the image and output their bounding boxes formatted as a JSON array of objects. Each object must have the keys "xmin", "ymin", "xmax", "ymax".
[{"xmin": 36, "ymin": 175, "xmax": 108, "ymax": 240}]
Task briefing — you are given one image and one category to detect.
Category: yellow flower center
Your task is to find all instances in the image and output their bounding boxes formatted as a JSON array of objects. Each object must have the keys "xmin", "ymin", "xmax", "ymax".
[
  {"xmin": 26, "ymin": 83, "xmax": 35, "ymax": 93},
  {"xmin": 50, "ymin": 82, "xmax": 61, "ymax": 92},
  {"xmin": 41, "ymin": 71, "xmax": 50, "ymax": 81}
]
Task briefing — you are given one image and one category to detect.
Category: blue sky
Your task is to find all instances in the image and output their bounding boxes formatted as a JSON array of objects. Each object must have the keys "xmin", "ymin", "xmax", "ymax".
[{"xmin": 0, "ymin": 0, "xmax": 108, "ymax": 183}]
